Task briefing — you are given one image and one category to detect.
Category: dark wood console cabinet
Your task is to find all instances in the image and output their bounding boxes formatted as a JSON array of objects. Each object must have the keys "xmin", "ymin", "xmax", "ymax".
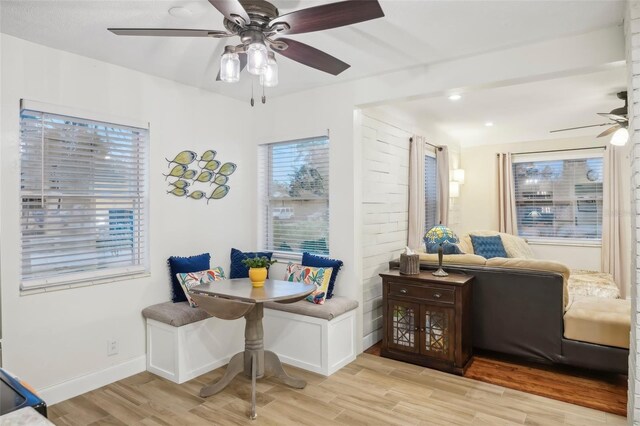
[{"xmin": 380, "ymin": 270, "xmax": 473, "ymax": 375}]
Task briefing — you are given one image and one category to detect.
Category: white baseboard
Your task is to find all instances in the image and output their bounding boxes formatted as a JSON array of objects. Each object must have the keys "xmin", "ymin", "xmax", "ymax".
[
  {"xmin": 362, "ymin": 329, "xmax": 383, "ymax": 351},
  {"xmin": 37, "ymin": 356, "xmax": 146, "ymax": 405}
]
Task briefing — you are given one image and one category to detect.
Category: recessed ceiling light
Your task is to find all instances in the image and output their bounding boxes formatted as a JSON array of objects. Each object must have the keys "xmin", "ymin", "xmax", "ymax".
[
  {"xmin": 485, "ymin": 122, "xmax": 494, "ymax": 127},
  {"xmin": 168, "ymin": 6, "xmax": 193, "ymax": 18},
  {"xmin": 448, "ymin": 94, "xmax": 462, "ymax": 101}
]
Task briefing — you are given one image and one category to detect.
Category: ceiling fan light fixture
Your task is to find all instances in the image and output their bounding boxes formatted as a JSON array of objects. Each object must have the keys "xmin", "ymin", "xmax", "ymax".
[
  {"xmin": 610, "ymin": 127, "xmax": 629, "ymax": 146},
  {"xmin": 260, "ymin": 52, "xmax": 278, "ymax": 87},
  {"xmin": 220, "ymin": 48, "xmax": 240, "ymax": 83},
  {"xmin": 247, "ymin": 42, "xmax": 268, "ymax": 76}
]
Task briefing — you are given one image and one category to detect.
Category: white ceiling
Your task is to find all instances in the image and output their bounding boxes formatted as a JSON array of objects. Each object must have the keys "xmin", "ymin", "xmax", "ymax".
[
  {"xmin": 0, "ymin": 0, "xmax": 626, "ymax": 101},
  {"xmin": 369, "ymin": 66, "xmax": 628, "ymax": 146}
]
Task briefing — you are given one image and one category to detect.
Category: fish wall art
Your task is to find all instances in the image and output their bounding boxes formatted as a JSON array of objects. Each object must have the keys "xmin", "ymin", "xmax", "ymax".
[{"xmin": 164, "ymin": 150, "xmax": 237, "ymax": 202}]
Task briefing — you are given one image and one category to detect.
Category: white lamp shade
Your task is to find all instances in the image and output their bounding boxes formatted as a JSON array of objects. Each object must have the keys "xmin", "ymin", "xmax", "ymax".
[
  {"xmin": 449, "ymin": 181, "xmax": 460, "ymax": 198},
  {"xmin": 610, "ymin": 127, "xmax": 629, "ymax": 146},
  {"xmin": 452, "ymin": 169, "xmax": 465, "ymax": 184},
  {"xmin": 260, "ymin": 55, "xmax": 278, "ymax": 87},
  {"xmin": 247, "ymin": 43, "xmax": 268, "ymax": 75},
  {"xmin": 220, "ymin": 52, "xmax": 240, "ymax": 83}
]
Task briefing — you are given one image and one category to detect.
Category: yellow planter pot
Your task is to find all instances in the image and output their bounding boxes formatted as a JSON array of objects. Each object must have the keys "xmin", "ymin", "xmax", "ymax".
[{"xmin": 249, "ymin": 267, "xmax": 268, "ymax": 287}]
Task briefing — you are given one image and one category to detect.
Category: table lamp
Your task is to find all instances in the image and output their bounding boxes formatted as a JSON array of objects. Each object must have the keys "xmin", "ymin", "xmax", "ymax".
[{"xmin": 424, "ymin": 224, "xmax": 459, "ymax": 277}]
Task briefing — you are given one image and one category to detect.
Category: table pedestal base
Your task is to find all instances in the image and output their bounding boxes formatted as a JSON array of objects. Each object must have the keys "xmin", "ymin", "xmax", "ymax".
[{"xmin": 200, "ymin": 304, "xmax": 306, "ymax": 419}]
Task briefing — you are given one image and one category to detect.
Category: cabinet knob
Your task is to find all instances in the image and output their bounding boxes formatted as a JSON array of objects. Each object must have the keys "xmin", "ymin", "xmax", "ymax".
[
  {"xmin": 433, "ymin": 292, "xmax": 442, "ymax": 299},
  {"xmin": 399, "ymin": 288, "xmax": 408, "ymax": 294}
]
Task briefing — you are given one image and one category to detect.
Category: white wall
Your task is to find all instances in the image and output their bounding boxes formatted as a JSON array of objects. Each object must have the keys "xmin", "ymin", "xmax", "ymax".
[
  {"xmin": 0, "ymin": 35, "xmax": 255, "ymax": 402},
  {"xmin": 625, "ymin": 2, "xmax": 640, "ymax": 421}
]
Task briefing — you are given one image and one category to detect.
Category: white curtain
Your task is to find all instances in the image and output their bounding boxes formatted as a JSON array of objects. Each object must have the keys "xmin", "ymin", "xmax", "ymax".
[
  {"xmin": 497, "ymin": 153, "xmax": 518, "ymax": 234},
  {"xmin": 436, "ymin": 146, "xmax": 449, "ymax": 226},
  {"xmin": 408, "ymin": 136, "xmax": 426, "ymax": 250},
  {"xmin": 602, "ymin": 146, "xmax": 629, "ymax": 296}
]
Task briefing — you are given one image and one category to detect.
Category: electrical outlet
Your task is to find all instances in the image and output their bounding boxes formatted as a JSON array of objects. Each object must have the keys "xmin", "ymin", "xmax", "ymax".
[{"xmin": 107, "ymin": 339, "xmax": 119, "ymax": 356}]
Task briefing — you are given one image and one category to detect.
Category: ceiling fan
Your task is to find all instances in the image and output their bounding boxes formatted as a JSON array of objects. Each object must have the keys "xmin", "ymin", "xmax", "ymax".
[
  {"xmin": 550, "ymin": 91, "xmax": 629, "ymax": 146},
  {"xmin": 108, "ymin": 0, "xmax": 384, "ymax": 102}
]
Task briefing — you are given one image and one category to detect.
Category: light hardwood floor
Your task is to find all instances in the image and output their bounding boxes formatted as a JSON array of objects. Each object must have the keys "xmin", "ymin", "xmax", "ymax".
[{"xmin": 49, "ymin": 354, "xmax": 627, "ymax": 425}]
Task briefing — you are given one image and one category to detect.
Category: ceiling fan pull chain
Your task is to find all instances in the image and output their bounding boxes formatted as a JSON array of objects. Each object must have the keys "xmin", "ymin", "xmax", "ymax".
[
  {"xmin": 262, "ymin": 85, "xmax": 266, "ymax": 104},
  {"xmin": 250, "ymin": 79, "xmax": 255, "ymax": 107}
]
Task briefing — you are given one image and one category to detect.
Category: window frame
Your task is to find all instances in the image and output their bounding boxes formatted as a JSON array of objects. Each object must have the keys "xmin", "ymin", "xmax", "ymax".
[
  {"xmin": 424, "ymin": 150, "xmax": 438, "ymax": 233},
  {"xmin": 511, "ymin": 149, "xmax": 604, "ymax": 246},
  {"xmin": 259, "ymin": 136, "xmax": 330, "ymax": 259},
  {"xmin": 19, "ymin": 100, "xmax": 150, "ymax": 292}
]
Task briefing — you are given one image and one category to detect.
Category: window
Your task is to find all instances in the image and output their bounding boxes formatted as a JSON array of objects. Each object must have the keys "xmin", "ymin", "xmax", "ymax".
[
  {"xmin": 260, "ymin": 137, "xmax": 329, "ymax": 256},
  {"xmin": 20, "ymin": 106, "xmax": 148, "ymax": 290},
  {"xmin": 512, "ymin": 151, "xmax": 603, "ymax": 242},
  {"xmin": 424, "ymin": 153, "xmax": 438, "ymax": 231}
]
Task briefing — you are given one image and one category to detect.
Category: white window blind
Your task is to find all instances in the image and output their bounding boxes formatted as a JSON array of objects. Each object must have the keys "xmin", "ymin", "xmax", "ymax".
[
  {"xmin": 20, "ymin": 108, "xmax": 149, "ymax": 289},
  {"xmin": 260, "ymin": 136, "xmax": 329, "ymax": 256},
  {"xmin": 424, "ymin": 153, "xmax": 438, "ymax": 231},
  {"xmin": 512, "ymin": 150, "xmax": 603, "ymax": 241}
]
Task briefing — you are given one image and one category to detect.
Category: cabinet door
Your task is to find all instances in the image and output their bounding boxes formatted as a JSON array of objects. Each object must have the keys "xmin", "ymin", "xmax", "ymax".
[
  {"xmin": 420, "ymin": 305, "xmax": 455, "ymax": 361},
  {"xmin": 386, "ymin": 299, "xmax": 420, "ymax": 353}
]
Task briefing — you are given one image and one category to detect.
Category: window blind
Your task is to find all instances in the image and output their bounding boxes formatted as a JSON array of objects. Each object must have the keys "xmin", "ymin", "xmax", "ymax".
[
  {"xmin": 20, "ymin": 108, "xmax": 149, "ymax": 289},
  {"xmin": 424, "ymin": 154, "xmax": 438, "ymax": 232},
  {"xmin": 512, "ymin": 151, "xmax": 603, "ymax": 241},
  {"xmin": 259, "ymin": 136, "xmax": 329, "ymax": 256}
]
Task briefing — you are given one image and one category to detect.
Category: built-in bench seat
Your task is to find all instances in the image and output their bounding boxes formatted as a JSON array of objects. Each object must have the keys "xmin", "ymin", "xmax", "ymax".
[{"xmin": 142, "ymin": 296, "xmax": 358, "ymax": 384}]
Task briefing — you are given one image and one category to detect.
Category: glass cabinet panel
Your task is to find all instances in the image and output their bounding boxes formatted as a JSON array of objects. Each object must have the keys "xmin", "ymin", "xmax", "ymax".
[{"xmin": 387, "ymin": 300, "xmax": 419, "ymax": 353}]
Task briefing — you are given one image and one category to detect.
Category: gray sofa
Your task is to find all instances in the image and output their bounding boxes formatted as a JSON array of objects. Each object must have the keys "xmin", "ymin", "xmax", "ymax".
[{"xmin": 388, "ymin": 259, "xmax": 629, "ymax": 374}]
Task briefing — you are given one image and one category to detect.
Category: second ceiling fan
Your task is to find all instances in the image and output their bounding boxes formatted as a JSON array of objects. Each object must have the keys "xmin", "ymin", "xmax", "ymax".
[{"xmin": 109, "ymin": 0, "xmax": 385, "ymax": 91}]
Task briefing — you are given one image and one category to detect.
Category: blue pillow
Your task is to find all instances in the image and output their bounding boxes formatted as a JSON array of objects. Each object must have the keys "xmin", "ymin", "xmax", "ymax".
[
  {"xmin": 230, "ymin": 248, "xmax": 273, "ymax": 279},
  {"xmin": 167, "ymin": 253, "xmax": 211, "ymax": 303},
  {"xmin": 425, "ymin": 242, "xmax": 462, "ymax": 255},
  {"xmin": 302, "ymin": 252, "xmax": 343, "ymax": 299},
  {"xmin": 470, "ymin": 235, "xmax": 507, "ymax": 259}
]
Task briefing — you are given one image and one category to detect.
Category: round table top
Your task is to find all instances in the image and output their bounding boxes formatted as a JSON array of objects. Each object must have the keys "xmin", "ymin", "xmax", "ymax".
[{"xmin": 191, "ymin": 278, "xmax": 316, "ymax": 304}]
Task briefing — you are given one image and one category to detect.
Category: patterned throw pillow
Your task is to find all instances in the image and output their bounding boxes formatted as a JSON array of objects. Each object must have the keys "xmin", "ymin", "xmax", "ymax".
[
  {"xmin": 284, "ymin": 263, "xmax": 333, "ymax": 305},
  {"xmin": 301, "ymin": 252, "xmax": 343, "ymax": 299},
  {"xmin": 176, "ymin": 267, "xmax": 226, "ymax": 308},
  {"xmin": 470, "ymin": 235, "xmax": 508, "ymax": 259}
]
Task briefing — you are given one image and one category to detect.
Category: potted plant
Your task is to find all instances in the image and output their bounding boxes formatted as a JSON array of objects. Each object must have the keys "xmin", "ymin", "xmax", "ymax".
[{"xmin": 242, "ymin": 256, "xmax": 277, "ymax": 288}]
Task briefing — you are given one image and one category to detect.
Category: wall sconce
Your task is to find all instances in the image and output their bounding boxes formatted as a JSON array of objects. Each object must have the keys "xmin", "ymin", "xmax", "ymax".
[
  {"xmin": 452, "ymin": 169, "xmax": 465, "ymax": 184},
  {"xmin": 449, "ymin": 181, "xmax": 460, "ymax": 198}
]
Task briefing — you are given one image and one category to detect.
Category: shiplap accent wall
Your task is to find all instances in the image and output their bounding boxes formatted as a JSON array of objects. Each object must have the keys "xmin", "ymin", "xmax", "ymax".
[
  {"xmin": 361, "ymin": 114, "xmax": 411, "ymax": 349},
  {"xmin": 627, "ymin": 2, "xmax": 640, "ymax": 421}
]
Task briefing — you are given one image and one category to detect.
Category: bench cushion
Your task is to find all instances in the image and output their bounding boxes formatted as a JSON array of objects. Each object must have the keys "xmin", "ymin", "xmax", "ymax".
[
  {"xmin": 264, "ymin": 296, "xmax": 358, "ymax": 320},
  {"xmin": 142, "ymin": 301, "xmax": 211, "ymax": 327},
  {"xmin": 564, "ymin": 296, "xmax": 630, "ymax": 349}
]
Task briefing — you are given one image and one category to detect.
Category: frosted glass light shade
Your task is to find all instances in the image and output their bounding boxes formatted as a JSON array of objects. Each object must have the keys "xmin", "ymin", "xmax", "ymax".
[
  {"xmin": 260, "ymin": 55, "xmax": 278, "ymax": 87},
  {"xmin": 610, "ymin": 127, "xmax": 629, "ymax": 146},
  {"xmin": 452, "ymin": 169, "xmax": 465, "ymax": 184},
  {"xmin": 449, "ymin": 181, "xmax": 460, "ymax": 198},
  {"xmin": 220, "ymin": 51, "xmax": 240, "ymax": 83},
  {"xmin": 247, "ymin": 42, "xmax": 268, "ymax": 75}
]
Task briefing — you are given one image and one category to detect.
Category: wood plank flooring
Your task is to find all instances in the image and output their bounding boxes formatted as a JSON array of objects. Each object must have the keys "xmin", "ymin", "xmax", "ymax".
[
  {"xmin": 365, "ymin": 342, "xmax": 627, "ymax": 417},
  {"xmin": 49, "ymin": 354, "xmax": 626, "ymax": 425}
]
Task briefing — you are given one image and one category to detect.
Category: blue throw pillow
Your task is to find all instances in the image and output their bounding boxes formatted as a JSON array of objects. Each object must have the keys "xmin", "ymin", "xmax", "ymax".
[
  {"xmin": 302, "ymin": 252, "xmax": 343, "ymax": 299},
  {"xmin": 425, "ymin": 242, "xmax": 462, "ymax": 255},
  {"xmin": 230, "ymin": 248, "xmax": 273, "ymax": 279},
  {"xmin": 470, "ymin": 235, "xmax": 507, "ymax": 259},
  {"xmin": 167, "ymin": 253, "xmax": 211, "ymax": 303}
]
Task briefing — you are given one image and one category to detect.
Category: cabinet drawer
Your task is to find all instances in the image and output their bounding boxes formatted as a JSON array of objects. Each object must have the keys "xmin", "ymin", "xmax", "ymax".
[{"xmin": 388, "ymin": 282, "xmax": 455, "ymax": 304}]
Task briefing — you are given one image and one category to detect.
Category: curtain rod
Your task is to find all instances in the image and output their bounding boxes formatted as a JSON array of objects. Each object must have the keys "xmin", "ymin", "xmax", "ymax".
[
  {"xmin": 409, "ymin": 137, "xmax": 443, "ymax": 151},
  {"xmin": 499, "ymin": 145, "xmax": 607, "ymax": 156}
]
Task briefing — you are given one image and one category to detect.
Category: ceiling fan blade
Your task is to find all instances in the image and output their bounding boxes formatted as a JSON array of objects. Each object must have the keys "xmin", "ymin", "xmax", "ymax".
[
  {"xmin": 207, "ymin": 0, "xmax": 250, "ymax": 26},
  {"xmin": 268, "ymin": 0, "xmax": 384, "ymax": 35},
  {"xmin": 597, "ymin": 112, "xmax": 628, "ymax": 122},
  {"xmin": 108, "ymin": 28, "xmax": 232, "ymax": 38},
  {"xmin": 273, "ymin": 38, "xmax": 350, "ymax": 75},
  {"xmin": 549, "ymin": 123, "xmax": 611, "ymax": 133},
  {"xmin": 216, "ymin": 52, "xmax": 247, "ymax": 81},
  {"xmin": 597, "ymin": 124, "xmax": 622, "ymax": 138}
]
